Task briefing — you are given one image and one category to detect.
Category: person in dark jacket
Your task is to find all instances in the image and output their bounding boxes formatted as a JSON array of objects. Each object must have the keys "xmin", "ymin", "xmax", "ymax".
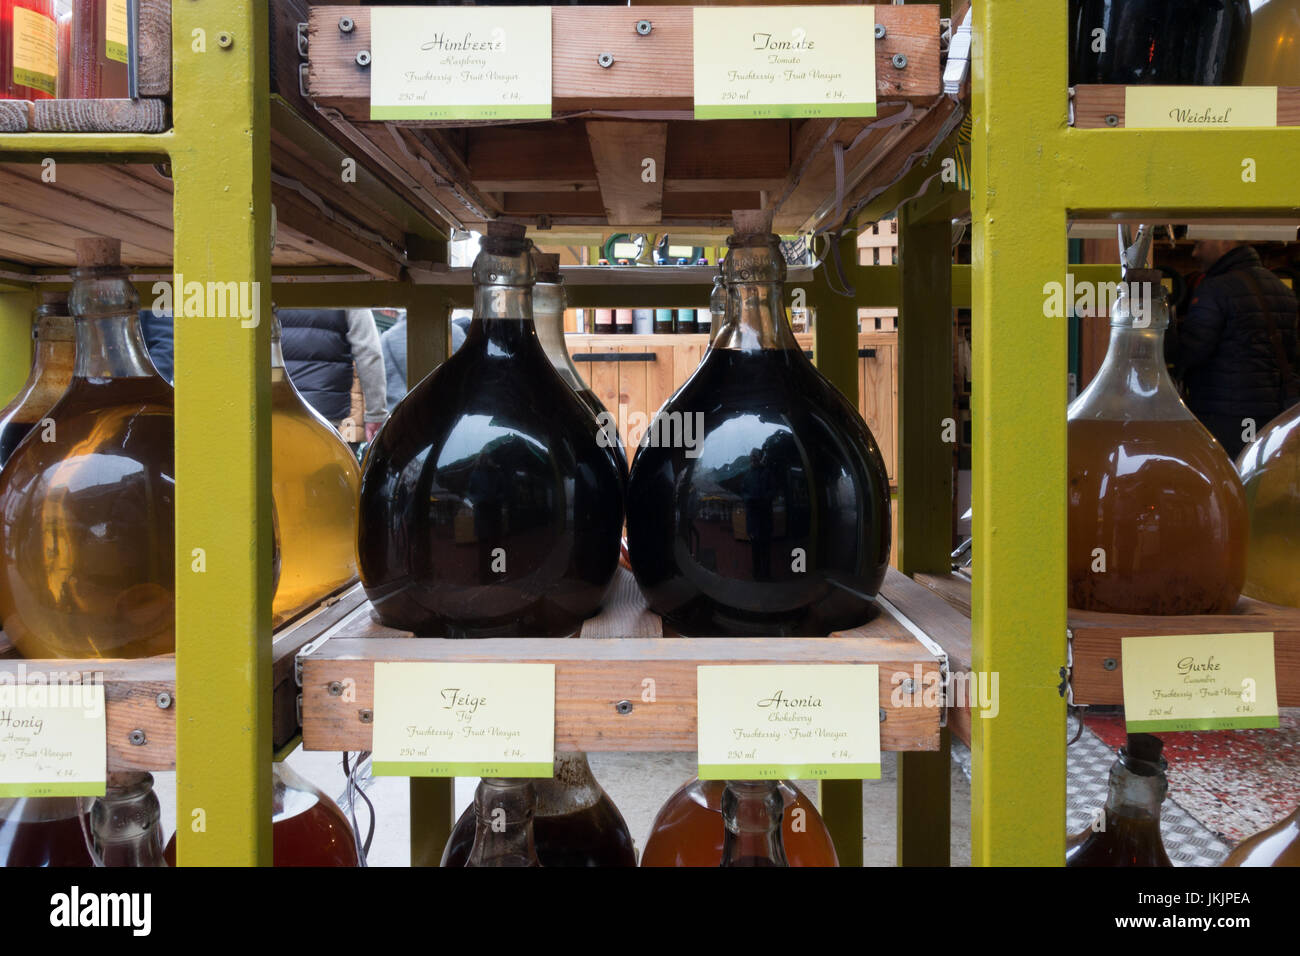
[
  {"xmin": 1167, "ymin": 241, "xmax": 1299, "ymax": 460},
  {"xmin": 279, "ymin": 308, "xmax": 387, "ymax": 441}
]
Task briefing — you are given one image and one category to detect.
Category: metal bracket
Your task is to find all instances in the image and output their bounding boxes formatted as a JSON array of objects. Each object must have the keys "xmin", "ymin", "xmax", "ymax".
[
  {"xmin": 297, "ymin": 22, "xmax": 309, "ymax": 58},
  {"xmin": 1062, "ymin": 626, "xmax": 1076, "ymax": 705},
  {"xmin": 294, "ymin": 636, "xmax": 329, "ymax": 688},
  {"xmin": 874, "ymin": 593, "xmax": 951, "ymax": 730},
  {"xmin": 942, "ymin": 6, "xmax": 973, "ymax": 96},
  {"xmin": 298, "ymin": 62, "xmax": 310, "ymax": 100}
]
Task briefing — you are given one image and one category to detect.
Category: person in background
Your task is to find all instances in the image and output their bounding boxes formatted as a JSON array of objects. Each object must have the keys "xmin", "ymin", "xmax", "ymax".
[
  {"xmin": 379, "ymin": 310, "xmax": 407, "ymax": 412},
  {"xmin": 279, "ymin": 308, "xmax": 387, "ymax": 442},
  {"xmin": 139, "ymin": 310, "xmax": 174, "ymax": 383},
  {"xmin": 1167, "ymin": 240, "xmax": 1300, "ymax": 460}
]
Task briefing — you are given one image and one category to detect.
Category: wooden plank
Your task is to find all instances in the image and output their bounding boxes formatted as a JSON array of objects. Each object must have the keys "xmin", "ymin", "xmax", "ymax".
[
  {"xmin": 674, "ymin": 340, "xmax": 705, "ymax": 390},
  {"xmin": 137, "ymin": 0, "xmax": 172, "ymax": 97},
  {"xmin": 307, "ymin": 5, "xmax": 943, "ymax": 119},
  {"xmin": 0, "ymin": 102, "xmax": 30, "ymax": 132},
  {"xmin": 586, "ymin": 120, "xmax": 667, "ymax": 225},
  {"xmin": 0, "ymin": 657, "xmax": 175, "ymax": 772},
  {"xmin": 665, "ymin": 120, "xmax": 790, "ymax": 182},
  {"xmin": 587, "ymin": 344, "xmax": 621, "ymax": 436},
  {"xmin": 880, "ymin": 567, "xmax": 973, "ymax": 746},
  {"xmin": 32, "ymin": 99, "xmax": 168, "ymax": 133},
  {"xmin": 914, "ymin": 571, "xmax": 972, "ymax": 618},
  {"xmin": 645, "ymin": 342, "xmax": 677, "ymax": 452},
  {"xmin": 1072, "ymin": 85, "xmax": 1300, "ymax": 129},
  {"xmin": 863, "ymin": 341, "xmax": 896, "ymax": 480},
  {"xmin": 468, "ymin": 123, "xmax": 595, "ymax": 188},
  {"xmin": 271, "ymin": 187, "xmax": 403, "ymax": 279}
]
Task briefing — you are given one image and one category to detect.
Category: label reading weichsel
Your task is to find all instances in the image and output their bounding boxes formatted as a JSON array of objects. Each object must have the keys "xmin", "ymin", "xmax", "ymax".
[
  {"xmin": 369, "ymin": 7, "xmax": 551, "ymax": 121},
  {"xmin": 1124, "ymin": 86, "xmax": 1278, "ymax": 129},
  {"xmin": 106, "ymin": 0, "xmax": 129, "ymax": 64},
  {"xmin": 11, "ymin": 6, "xmax": 58, "ymax": 96},
  {"xmin": 371, "ymin": 662, "xmax": 555, "ymax": 777},
  {"xmin": 1121, "ymin": 632, "xmax": 1279, "ymax": 733},
  {"xmin": 0, "ymin": 677, "xmax": 106, "ymax": 798},
  {"xmin": 697, "ymin": 664, "xmax": 880, "ymax": 780},
  {"xmin": 693, "ymin": 6, "xmax": 877, "ymax": 120}
]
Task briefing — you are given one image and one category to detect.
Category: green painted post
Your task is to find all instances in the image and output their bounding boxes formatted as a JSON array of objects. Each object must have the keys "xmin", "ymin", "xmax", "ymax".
[{"xmin": 0, "ymin": 292, "xmax": 34, "ymax": 403}]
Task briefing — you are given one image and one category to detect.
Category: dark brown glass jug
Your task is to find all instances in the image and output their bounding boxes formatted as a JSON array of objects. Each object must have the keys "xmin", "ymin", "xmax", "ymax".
[{"xmin": 1066, "ymin": 734, "xmax": 1173, "ymax": 867}]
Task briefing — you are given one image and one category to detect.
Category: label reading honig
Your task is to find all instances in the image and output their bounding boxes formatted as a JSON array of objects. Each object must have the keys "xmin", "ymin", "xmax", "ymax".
[{"xmin": 0, "ymin": 676, "xmax": 107, "ymax": 798}]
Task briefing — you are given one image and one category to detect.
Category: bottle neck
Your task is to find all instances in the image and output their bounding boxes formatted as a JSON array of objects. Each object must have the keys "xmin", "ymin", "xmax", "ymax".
[
  {"xmin": 468, "ymin": 285, "xmax": 539, "ymax": 355},
  {"xmin": 1104, "ymin": 760, "xmax": 1168, "ymax": 824},
  {"xmin": 714, "ymin": 237, "xmax": 799, "ymax": 352},
  {"xmin": 465, "ymin": 779, "xmax": 540, "ymax": 867},
  {"xmin": 720, "ymin": 780, "xmax": 789, "ymax": 866},
  {"xmin": 532, "ymin": 282, "xmax": 584, "ymax": 389},
  {"xmin": 91, "ymin": 772, "xmax": 166, "ymax": 867},
  {"xmin": 69, "ymin": 265, "xmax": 158, "ymax": 382},
  {"xmin": 534, "ymin": 752, "xmax": 602, "ymax": 815}
]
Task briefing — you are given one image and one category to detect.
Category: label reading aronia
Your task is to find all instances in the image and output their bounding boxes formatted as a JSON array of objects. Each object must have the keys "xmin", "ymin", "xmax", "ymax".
[
  {"xmin": 693, "ymin": 6, "xmax": 877, "ymax": 120},
  {"xmin": 371, "ymin": 662, "xmax": 554, "ymax": 777},
  {"xmin": 369, "ymin": 7, "xmax": 551, "ymax": 121},
  {"xmin": 1121, "ymin": 632, "xmax": 1279, "ymax": 733},
  {"xmin": 697, "ymin": 665, "xmax": 880, "ymax": 780},
  {"xmin": 1124, "ymin": 86, "xmax": 1278, "ymax": 129},
  {"xmin": 0, "ymin": 677, "xmax": 106, "ymax": 798}
]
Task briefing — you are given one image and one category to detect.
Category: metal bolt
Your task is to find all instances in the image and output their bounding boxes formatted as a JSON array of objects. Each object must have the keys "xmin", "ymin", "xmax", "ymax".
[
  {"xmin": 879, "ymin": 708, "xmax": 887, "ymax": 723},
  {"xmin": 891, "ymin": 52, "xmax": 908, "ymax": 70},
  {"xmin": 1104, "ymin": 114, "xmax": 1119, "ymax": 127},
  {"xmin": 597, "ymin": 52, "xmax": 615, "ymax": 69},
  {"xmin": 635, "ymin": 20, "xmax": 652, "ymax": 36},
  {"xmin": 615, "ymin": 699, "xmax": 633, "ymax": 715},
  {"xmin": 356, "ymin": 50, "xmax": 372, "ymax": 68},
  {"xmin": 1102, "ymin": 658, "xmax": 1118, "ymax": 671},
  {"xmin": 358, "ymin": 709, "xmax": 373, "ymax": 724},
  {"xmin": 339, "ymin": 16, "xmax": 355, "ymax": 34},
  {"xmin": 129, "ymin": 730, "xmax": 147, "ymax": 746},
  {"xmin": 155, "ymin": 692, "xmax": 172, "ymax": 709},
  {"xmin": 900, "ymin": 678, "xmax": 916, "ymax": 695},
  {"xmin": 328, "ymin": 681, "xmax": 344, "ymax": 697},
  {"xmin": 875, "ymin": 23, "xmax": 887, "ymax": 40},
  {"xmin": 217, "ymin": 32, "xmax": 234, "ymax": 50}
]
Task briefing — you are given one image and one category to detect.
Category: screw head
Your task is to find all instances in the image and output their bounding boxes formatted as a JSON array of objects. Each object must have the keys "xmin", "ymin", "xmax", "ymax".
[
  {"xmin": 636, "ymin": 20, "xmax": 652, "ymax": 36},
  {"xmin": 356, "ymin": 50, "xmax": 372, "ymax": 68},
  {"xmin": 900, "ymin": 678, "xmax": 916, "ymax": 695},
  {"xmin": 129, "ymin": 730, "xmax": 147, "ymax": 746},
  {"xmin": 1105, "ymin": 114, "xmax": 1120, "ymax": 127},
  {"xmin": 879, "ymin": 708, "xmax": 887, "ymax": 722},
  {"xmin": 597, "ymin": 52, "xmax": 615, "ymax": 69},
  {"xmin": 1102, "ymin": 657, "xmax": 1119, "ymax": 671},
  {"xmin": 891, "ymin": 52, "xmax": 908, "ymax": 69},
  {"xmin": 339, "ymin": 16, "xmax": 355, "ymax": 34},
  {"xmin": 358, "ymin": 709, "xmax": 374, "ymax": 724},
  {"xmin": 875, "ymin": 23, "xmax": 887, "ymax": 39},
  {"xmin": 216, "ymin": 32, "xmax": 235, "ymax": 50},
  {"xmin": 615, "ymin": 699, "xmax": 633, "ymax": 715},
  {"xmin": 155, "ymin": 691, "xmax": 172, "ymax": 709},
  {"xmin": 327, "ymin": 681, "xmax": 344, "ymax": 697}
]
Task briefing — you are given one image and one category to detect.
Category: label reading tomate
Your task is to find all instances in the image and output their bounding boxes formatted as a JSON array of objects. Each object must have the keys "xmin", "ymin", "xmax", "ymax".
[
  {"xmin": 106, "ymin": 0, "xmax": 128, "ymax": 64},
  {"xmin": 12, "ymin": 7, "xmax": 58, "ymax": 96}
]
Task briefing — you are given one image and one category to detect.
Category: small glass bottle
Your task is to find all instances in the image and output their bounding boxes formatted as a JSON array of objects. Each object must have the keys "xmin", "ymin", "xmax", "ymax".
[
  {"xmin": 68, "ymin": 0, "xmax": 128, "ymax": 98},
  {"xmin": 0, "ymin": 797, "xmax": 93, "ymax": 866},
  {"xmin": 269, "ymin": 311, "xmax": 362, "ymax": 626},
  {"xmin": 674, "ymin": 307, "xmax": 697, "ymax": 335},
  {"xmin": 464, "ymin": 779, "xmax": 541, "ymax": 867},
  {"xmin": 653, "ymin": 308, "xmax": 675, "ymax": 335},
  {"xmin": 1067, "ymin": 268, "xmax": 1247, "ymax": 614},
  {"xmin": 593, "ymin": 308, "xmax": 614, "ymax": 335},
  {"xmin": 1066, "ymin": 734, "xmax": 1173, "ymax": 867},
  {"xmin": 719, "ymin": 780, "xmax": 788, "ymax": 867},
  {"xmin": 704, "ymin": 273, "xmax": 726, "ymax": 343},
  {"xmin": 1236, "ymin": 405, "xmax": 1300, "ymax": 607},
  {"xmin": 442, "ymin": 753, "xmax": 636, "ymax": 867},
  {"xmin": 1222, "ymin": 805, "xmax": 1300, "ymax": 867},
  {"xmin": 0, "ymin": 237, "xmax": 175, "ymax": 659},
  {"xmin": 614, "ymin": 308, "xmax": 634, "ymax": 335},
  {"xmin": 641, "ymin": 777, "xmax": 838, "ymax": 867},
  {"xmin": 1, "ymin": 0, "xmax": 57, "ymax": 100},
  {"xmin": 0, "ymin": 292, "xmax": 75, "ymax": 466},
  {"xmin": 91, "ymin": 772, "xmax": 166, "ymax": 867}
]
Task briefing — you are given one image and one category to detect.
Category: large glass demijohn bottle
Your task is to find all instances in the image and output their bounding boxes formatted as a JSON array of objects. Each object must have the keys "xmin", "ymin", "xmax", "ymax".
[
  {"xmin": 357, "ymin": 223, "xmax": 624, "ymax": 637},
  {"xmin": 531, "ymin": 252, "xmax": 628, "ymax": 483},
  {"xmin": 1066, "ymin": 734, "xmax": 1173, "ymax": 867},
  {"xmin": 1236, "ymin": 405, "xmax": 1300, "ymax": 607},
  {"xmin": 0, "ymin": 293, "xmax": 75, "ymax": 466},
  {"xmin": 268, "ymin": 311, "xmax": 361, "ymax": 625},
  {"xmin": 0, "ymin": 238, "xmax": 175, "ymax": 658},
  {"xmin": 625, "ymin": 210, "xmax": 891, "ymax": 636}
]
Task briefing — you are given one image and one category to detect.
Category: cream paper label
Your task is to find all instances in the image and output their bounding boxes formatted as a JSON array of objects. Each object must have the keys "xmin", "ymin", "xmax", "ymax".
[
  {"xmin": 697, "ymin": 664, "xmax": 880, "ymax": 779},
  {"xmin": 693, "ymin": 6, "xmax": 877, "ymax": 119},
  {"xmin": 1121, "ymin": 632, "xmax": 1279, "ymax": 732},
  {"xmin": 0, "ymin": 677, "xmax": 106, "ymax": 797},
  {"xmin": 369, "ymin": 7, "xmax": 551, "ymax": 121},
  {"xmin": 371, "ymin": 662, "xmax": 554, "ymax": 777},
  {"xmin": 1125, "ymin": 87, "xmax": 1278, "ymax": 129}
]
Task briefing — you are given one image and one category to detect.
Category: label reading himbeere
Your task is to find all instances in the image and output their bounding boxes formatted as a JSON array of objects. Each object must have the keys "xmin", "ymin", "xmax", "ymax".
[{"xmin": 371, "ymin": 662, "xmax": 554, "ymax": 777}]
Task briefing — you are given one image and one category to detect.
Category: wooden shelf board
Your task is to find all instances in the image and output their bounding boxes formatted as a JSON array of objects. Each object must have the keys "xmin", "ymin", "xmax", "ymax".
[
  {"xmin": 301, "ymin": 573, "xmax": 942, "ymax": 754},
  {"xmin": 409, "ymin": 263, "xmax": 815, "ymax": 287}
]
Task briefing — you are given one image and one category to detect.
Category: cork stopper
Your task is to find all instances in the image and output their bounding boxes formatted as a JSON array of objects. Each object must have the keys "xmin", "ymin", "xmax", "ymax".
[
  {"xmin": 75, "ymin": 237, "xmax": 121, "ymax": 268},
  {"xmin": 732, "ymin": 209, "xmax": 774, "ymax": 236},
  {"xmin": 534, "ymin": 252, "xmax": 562, "ymax": 283},
  {"xmin": 486, "ymin": 221, "xmax": 528, "ymax": 241}
]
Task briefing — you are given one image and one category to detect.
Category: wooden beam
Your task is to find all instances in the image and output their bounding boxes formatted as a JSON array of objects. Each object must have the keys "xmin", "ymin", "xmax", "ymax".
[
  {"xmin": 586, "ymin": 121, "xmax": 667, "ymax": 225},
  {"xmin": 306, "ymin": 5, "xmax": 943, "ymax": 119}
]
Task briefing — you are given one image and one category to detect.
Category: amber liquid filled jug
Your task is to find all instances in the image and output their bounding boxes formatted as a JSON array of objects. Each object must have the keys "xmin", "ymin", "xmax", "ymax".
[
  {"xmin": 1222, "ymin": 805, "xmax": 1300, "ymax": 867},
  {"xmin": 0, "ymin": 293, "xmax": 74, "ymax": 467},
  {"xmin": 1236, "ymin": 404, "xmax": 1300, "ymax": 607},
  {"xmin": 1066, "ymin": 734, "xmax": 1173, "ymax": 867},
  {"xmin": 1067, "ymin": 270, "xmax": 1247, "ymax": 614},
  {"xmin": 0, "ymin": 238, "xmax": 175, "ymax": 658},
  {"xmin": 0, "ymin": 797, "xmax": 93, "ymax": 866}
]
